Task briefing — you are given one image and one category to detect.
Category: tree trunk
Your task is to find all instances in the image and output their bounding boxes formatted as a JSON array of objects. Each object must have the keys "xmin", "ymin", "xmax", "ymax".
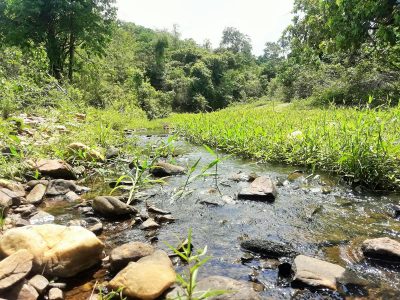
[{"xmin": 68, "ymin": 33, "xmax": 75, "ymax": 82}]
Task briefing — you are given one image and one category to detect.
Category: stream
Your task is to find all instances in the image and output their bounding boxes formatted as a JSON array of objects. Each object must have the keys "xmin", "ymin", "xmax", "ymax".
[{"xmin": 44, "ymin": 133, "xmax": 400, "ymax": 299}]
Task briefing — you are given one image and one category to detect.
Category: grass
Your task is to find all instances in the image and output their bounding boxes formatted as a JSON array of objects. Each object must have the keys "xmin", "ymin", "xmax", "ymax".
[{"xmin": 166, "ymin": 101, "xmax": 400, "ymax": 191}]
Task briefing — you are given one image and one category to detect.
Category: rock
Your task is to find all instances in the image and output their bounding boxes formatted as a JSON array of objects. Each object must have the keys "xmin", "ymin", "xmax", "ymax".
[
  {"xmin": 361, "ymin": 237, "xmax": 400, "ymax": 262},
  {"xmin": 150, "ymin": 162, "xmax": 186, "ymax": 177},
  {"xmin": 241, "ymin": 239, "xmax": 296, "ymax": 258},
  {"xmin": 155, "ymin": 214, "xmax": 176, "ymax": 223},
  {"xmin": 33, "ymin": 159, "xmax": 75, "ymax": 180},
  {"xmin": 26, "ymin": 184, "xmax": 47, "ymax": 204},
  {"xmin": 48, "ymin": 282, "xmax": 66, "ymax": 290},
  {"xmin": 68, "ymin": 217, "xmax": 103, "ymax": 235},
  {"xmin": 106, "ymin": 147, "xmax": 120, "ymax": 159},
  {"xmin": 0, "ymin": 224, "xmax": 104, "ymax": 277},
  {"xmin": 92, "ymin": 196, "xmax": 135, "ymax": 218},
  {"xmin": 14, "ymin": 204, "xmax": 37, "ymax": 217},
  {"xmin": 26, "ymin": 180, "xmax": 49, "ymax": 190},
  {"xmin": 0, "ymin": 179, "xmax": 25, "ymax": 197},
  {"xmin": 110, "ymin": 242, "xmax": 154, "ymax": 272},
  {"xmin": 238, "ymin": 176, "xmax": 277, "ymax": 202},
  {"xmin": 147, "ymin": 204, "xmax": 170, "ymax": 215},
  {"xmin": 46, "ymin": 180, "xmax": 88, "ymax": 196},
  {"xmin": 0, "ymin": 249, "xmax": 33, "ymax": 291},
  {"xmin": 75, "ymin": 113, "xmax": 86, "ymax": 121},
  {"xmin": 140, "ymin": 218, "xmax": 160, "ymax": 230},
  {"xmin": 391, "ymin": 204, "xmax": 400, "ymax": 219},
  {"xmin": 292, "ymin": 255, "xmax": 345, "ymax": 290},
  {"xmin": 0, "ymin": 188, "xmax": 22, "ymax": 207},
  {"xmin": 1, "ymin": 282, "xmax": 39, "ymax": 300},
  {"xmin": 29, "ymin": 275, "xmax": 49, "ymax": 294},
  {"xmin": 29, "ymin": 211, "xmax": 55, "ymax": 225},
  {"xmin": 48, "ymin": 287, "xmax": 63, "ymax": 300},
  {"xmin": 68, "ymin": 142, "xmax": 105, "ymax": 162},
  {"xmin": 63, "ymin": 191, "xmax": 81, "ymax": 202},
  {"xmin": 167, "ymin": 276, "xmax": 261, "ymax": 300},
  {"xmin": 108, "ymin": 250, "xmax": 175, "ymax": 300},
  {"xmin": 228, "ymin": 172, "xmax": 256, "ymax": 182}
]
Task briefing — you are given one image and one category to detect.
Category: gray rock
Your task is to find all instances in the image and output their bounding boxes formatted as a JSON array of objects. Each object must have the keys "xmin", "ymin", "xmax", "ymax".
[
  {"xmin": 292, "ymin": 255, "xmax": 345, "ymax": 290},
  {"xmin": 238, "ymin": 176, "xmax": 277, "ymax": 202},
  {"xmin": 2, "ymin": 282, "xmax": 39, "ymax": 300},
  {"xmin": 48, "ymin": 287, "xmax": 63, "ymax": 300},
  {"xmin": 150, "ymin": 162, "xmax": 186, "ymax": 177},
  {"xmin": 26, "ymin": 184, "xmax": 47, "ymax": 204},
  {"xmin": 167, "ymin": 276, "xmax": 261, "ymax": 300},
  {"xmin": 46, "ymin": 180, "xmax": 88, "ymax": 196},
  {"xmin": 92, "ymin": 196, "xmax": 135, "ymax": 218},
  {"xmin": 147, "ymin": 204, "xmax": 170, "ymax": 215},
  {"xmin": 0, "ymin": 188, "xmax": 22, "ymax": 207},
  {"xmin": 0, "ymin": 249, "xmax": 33, "ymax": 291},
  {"xmin": 140, "ymin": 218, "xmax": 160, "ymax": 230},
  {"xmin": 155, "ymin": 214, "xmax": 175, "ymax": 223},
  {"xmin": 110, "ymin": 242, "xmax": 154, "ymax": 272},
  {"xmin": 26, "ymin": 180, "xmax": 49, "ymax": 189},
  {"xmin": 67, "ymin": 218, "xmax": 103, "ymax": 235},
  {"xmin": 361, "ymin": 237, "xmax": 400, "ymax": 262},
  {"xmin": 29, "ymin": 211, "xmax": 55, "ymax": 225},
  {"xmin": 29, "ymin": 274, "xmax": 49, "ymax": 294},
  {"xmin": 13, "ymin": 204, "xmax": 37, "ymax": 217},
  {"xmin": 241, "ymin": 239, "xmax": 296, "ymax": 258}
]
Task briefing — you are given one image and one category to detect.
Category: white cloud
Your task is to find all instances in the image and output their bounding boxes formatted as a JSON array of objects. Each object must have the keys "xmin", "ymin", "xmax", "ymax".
[{"xmin": 116, "ymin": 0, "xmax": 293, "ymax": 56}]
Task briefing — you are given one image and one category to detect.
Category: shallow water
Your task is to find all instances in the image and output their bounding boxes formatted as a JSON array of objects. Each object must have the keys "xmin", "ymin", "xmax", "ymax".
[{"xmin": 47, "ymin": 133, "xmax": 400, "ymax": 299}]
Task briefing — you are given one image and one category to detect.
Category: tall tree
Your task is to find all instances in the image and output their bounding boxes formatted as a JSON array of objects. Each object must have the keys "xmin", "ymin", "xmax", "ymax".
[
  {"xmin": 0, "ymin": 0, "xmax": 116, "ymax": 81},
  {"xmin": 220, "ymin": 27, "xmax": 252, "ymax": 54}
]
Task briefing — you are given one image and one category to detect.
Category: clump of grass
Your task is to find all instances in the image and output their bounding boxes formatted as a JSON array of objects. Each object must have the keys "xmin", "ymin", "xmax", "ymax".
[{"xmin": 167, "ymin": 101, "xmax": 400, "ymax": 191}]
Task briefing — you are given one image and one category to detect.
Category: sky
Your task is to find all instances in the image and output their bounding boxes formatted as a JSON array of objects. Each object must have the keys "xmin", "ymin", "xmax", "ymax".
[{"xmin": 116, "ymin": 0, "xmax": 294, "ymax": 56}]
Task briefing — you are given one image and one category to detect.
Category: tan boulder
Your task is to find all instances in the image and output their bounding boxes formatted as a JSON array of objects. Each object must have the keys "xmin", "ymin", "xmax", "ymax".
[
  {"xmin": 108, "ymin": 250, "xmax": 175, "ymax": 300},
  {"xmin": 26, "ymin": 184, "xmax": 47, "ymax": 204},
  {"xmin": 0, "ymin": 179, "xmax": 25, "ymax": 197},
  {"xmin": 110, "ymin": 242, "xmax": 154, "ymax": 272},
  {"xmin": 362, "ymin": 237, "xmax": 400, "ymax": 262},
  {"xmin": 68, "ymin": 143, "xmax": 104, "ymax": 162},
  {"xmin": 0, "ymin": 224, "xmax": 104, "ymax": 277},
  {"xmin": 34, "ymin": 159, "xmax": 75, "ymax": 179}
]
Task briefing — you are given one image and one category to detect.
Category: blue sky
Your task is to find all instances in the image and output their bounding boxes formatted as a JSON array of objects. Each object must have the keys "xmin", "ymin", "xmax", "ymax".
[{"xmin": 116, "ymin": 0, "xmax": 294, "ymax": 56}]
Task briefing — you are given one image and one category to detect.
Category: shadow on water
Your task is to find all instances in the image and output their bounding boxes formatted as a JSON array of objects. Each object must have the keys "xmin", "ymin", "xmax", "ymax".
[{"xmin": 47, "ymin": 132, "xmax": 400, "ymax": 299}]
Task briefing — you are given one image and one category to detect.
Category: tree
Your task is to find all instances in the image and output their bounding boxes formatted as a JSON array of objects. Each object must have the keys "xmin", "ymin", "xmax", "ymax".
[
  {"xmin": 220, "ymin": 27, "xmax": 252, "ymax": 54},
  {"xmin": 0, "ymin": 0, "xmax": 116, "ymax": 81}
]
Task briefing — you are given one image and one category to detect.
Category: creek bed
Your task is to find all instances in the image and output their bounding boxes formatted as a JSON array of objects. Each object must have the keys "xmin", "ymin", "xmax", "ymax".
[{"xmin": 46, "ymin": 133, "xmax": 400, "ymax": 299}]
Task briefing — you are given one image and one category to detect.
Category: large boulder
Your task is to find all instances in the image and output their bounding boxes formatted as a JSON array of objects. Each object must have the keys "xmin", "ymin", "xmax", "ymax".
[
  {"xmin": 110, "ymin": 242, "xmax": 154, "ymax": 272},
  {"xmin": 0, "ymin": 249, "xmax": 33, "ymax": 291},
  {"xmin": 238, "ymin": 176, "xmax": 277, "ymax": 202},
  {"xmin": 92, "ymin": 196, "xmax": 135, "ymax": 218},
  {"xmin": 241, "ymin": 239, "xmax": 296, "ymax": 258},
  {"xmin": 361, "ymin": 237, "xmax": 400, "ymax": 262},
  {"xmin": 108, "ymin": 250, "xmax": 175, "ymax": 300},
  {"xmin": 167, "ymin": 276, "xmax": 261, "ymax": 300},
  {"xmin": 33, "ymin": 159, "xmax": 75, "ymax": 179},
  {"xmin": 26, "ymin": 184, "xmax": 47, "ymax": 204},
  {"xmin": 0, "ymin": 224, "xmax": 104, "ymax": 277},
  {"xmin": 68, "ymin": 142, "xmax": 104, "ymax": 162},
  {"xmin": 150, "ymin": 162, "xmax": 186, "ymax": 177},
  {"xmin": 292, "ymin": 255, "xmax": 345, "ymax": 290}
]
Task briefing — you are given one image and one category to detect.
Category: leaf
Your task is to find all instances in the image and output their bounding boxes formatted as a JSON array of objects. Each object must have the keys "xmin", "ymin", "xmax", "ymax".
[{"xmin": 203, "ymin": 144, "xmax": 216, "ymax": 156}]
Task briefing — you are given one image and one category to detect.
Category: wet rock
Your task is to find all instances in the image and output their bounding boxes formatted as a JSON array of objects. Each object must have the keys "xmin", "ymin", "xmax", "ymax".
[
  {"xmin": 0, "ymin": 188, "xmax": 22, "ymax": 207},
  {"xmin": 14, "ymin": 204, "xmax": 37, "ymax": 217},
  {"xmin": 26, "ymin": 184, "xmax": 47, "ymax": 204},
  {"xmin": 33, "ymin": 159, "xmax": 76, "ymax": 180},
  {"xmin": 48, "ymin": 287, "xmax": 63, "ymax": 300},
  {"xmin": 139, "ymin": 208, "xmax": 150, "ymax": 220},
  {"xmin": 361, "ymin": 237, "xmax": 400, "ymax": 262},
  {"xmin": 140, "ymin": 218, "xmax": 160, "ymax": 230},
  {"xmin": 68, "ymin": 142, "xmax": 105, "ymax": 162},
  {"xmin": 241, "ymin": 252, "xmax": 255, "ymax": 263},
  {"xmin": 108, "ymin": 250, "xmax": 175, "ymax": 300},
  {"xmin": 155, "ymin": 214, "xmax": 176, "ymax": 223},
  {"xmin": 278, "ymin": 262, "xmax": 292, "ymax": 277},
  {"xmin": 0, "ymin": 249, "xmax": 33, "ymax": 291},
  {"xmin": 29, "ymin": 211, "xmax": 55, "ymax": 225},
  {"xmin": 150, "ymin": 162, "xmax": 186, "ymax": 177},
  {"xmin": 167, "ymin": 276, "xmax": 261, "ymax": 300},
  {"xmin": 147, "ymin": 204, "xmax": 170, "ymax": 215},
  {"xmin": 238, "ymin": 176, "xmax": 277, "ymax": 202},
  {"xmin": 241, "ymin": 239, "xmax": 296, "ymax": 258},
  {"xmin": 0, "ymin": 224, "xmax": 104, "ymax": 277},
  {"xmin": 29, "ymin": 275, "xmax": 49, "ymax": 294},
  {"xmin": 67, "ymin": 218, "xmax": 103, "ymax": 235},
  {"xmin": 391, "ymin": 204, "xmax": 400, "ymax": 219},
  {"xmin": 292, "ymin": 255, "xmax": 345, "ymax": 290},
  {"xmin": 46, "ymin": 180, "xmax": 88, "ymax": 196},
  {"xmin": 110, "ymin": 242, "xmax": 155, "ymax": 272},
  {"xmin": 92, "ymin": 196, "xmax": 135, "ymax": 218}
]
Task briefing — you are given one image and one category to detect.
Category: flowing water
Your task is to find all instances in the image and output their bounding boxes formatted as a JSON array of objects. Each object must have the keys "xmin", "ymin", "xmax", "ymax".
[{"xmin": 45, "ymin": 133, "xmax": 400, "ymax": 299}]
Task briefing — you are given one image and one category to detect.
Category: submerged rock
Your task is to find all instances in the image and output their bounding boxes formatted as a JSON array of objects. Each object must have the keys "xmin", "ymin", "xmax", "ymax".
[
  {"xmin": 29, "ymin": 211, "xmax": 55, "ymax": 225},
  {"xmin": 361, "ymin": 237, "xmax": 400, "ymax": 262},
  {"xmin": 150, "ymin": 162, "xmax": 186, "ymax": 177},
  {"xmin": 241, "ymin": 239, "xmax": 296, "ymax": 258},
  {"xmin": 110, "ymin": 242, "xmax": 154, "ymax": 272},
  {"xmin": 108, "ymin": 250, "xmax": 175, "ymax": 300},
  {"xmin": 0, "ymin": 249, "xmax": 33, "ymax": 291},
  {"xmin": 92, "ymin": 196, "xmax": 135, "ymax": 218},
  {"xmin": 292, "ymin": 255, "xmax": 345, "ymax": 290},
  {"xmin": 0, "ymin": 224, "xmax": 104, "ymax": 277},
  {"xmin": 238, "ymin": 176, "xmax": 277, "ymax": 202},
  {"xmin": 33, "ymin": 159, "xmax": 76, "ymax": 179}
]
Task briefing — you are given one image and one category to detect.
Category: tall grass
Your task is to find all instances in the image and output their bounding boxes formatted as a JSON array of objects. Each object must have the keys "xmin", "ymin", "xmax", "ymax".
[{"xmin": 168, "ymin": 101, "xmax": 400, "ymax": 190}]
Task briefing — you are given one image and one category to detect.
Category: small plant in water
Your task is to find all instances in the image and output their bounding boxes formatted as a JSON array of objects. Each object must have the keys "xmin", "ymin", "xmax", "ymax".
[
  {"xmin": 90, "ymin": 282, "xmax": 126, "ymax": 300},
  {"xmin": 165, "ymin": 229, "xmax": 228, "ymax": 300}
]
